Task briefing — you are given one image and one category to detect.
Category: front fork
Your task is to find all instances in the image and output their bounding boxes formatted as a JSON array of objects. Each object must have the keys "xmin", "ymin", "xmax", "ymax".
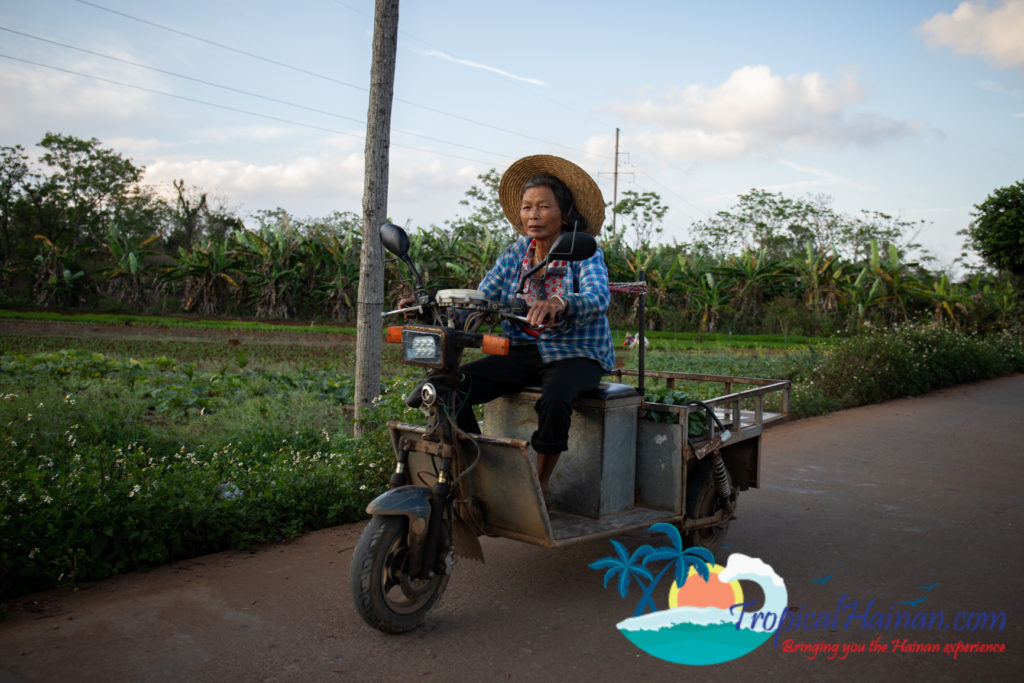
[
  {"xmin": 386, "ymin": 397, "xmax": 457, "ymax": 580},
  {"xmin": 419, "ymin": 469, "xmax": 451, "ymax": 580}
]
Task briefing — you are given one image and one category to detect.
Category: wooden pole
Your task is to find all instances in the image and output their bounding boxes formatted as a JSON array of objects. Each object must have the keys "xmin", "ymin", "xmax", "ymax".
[{"xmin": 354, "ymin": 0, "xmax": 399, "ymax": 436}]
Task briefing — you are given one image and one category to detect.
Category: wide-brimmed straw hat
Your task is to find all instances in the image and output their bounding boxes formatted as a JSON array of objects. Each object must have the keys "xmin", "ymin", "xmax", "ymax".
[{"xmin": 499, "ymin": 155, "xmax": 605, "ymax": 236}]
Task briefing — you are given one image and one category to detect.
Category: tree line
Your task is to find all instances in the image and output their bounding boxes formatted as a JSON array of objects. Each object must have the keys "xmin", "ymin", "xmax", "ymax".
[{"xmin": 1, "ymin": 133, "xmax": 1020, "ymax": 335}]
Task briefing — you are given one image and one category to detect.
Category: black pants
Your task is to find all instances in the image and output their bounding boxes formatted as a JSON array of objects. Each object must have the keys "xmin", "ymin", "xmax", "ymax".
[{"xmin": 455, "ymin": 344, "xmax": 604, "ymax": 454}]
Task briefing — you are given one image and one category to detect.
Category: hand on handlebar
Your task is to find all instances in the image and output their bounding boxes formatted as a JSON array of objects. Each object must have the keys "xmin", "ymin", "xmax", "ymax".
[
  {"xmin": 397, "ymin": 296, "xmax": 417, "ymax": 320},
  {"xmin": 525, "ymin": 297, "xmax": 566, "ymax": 328}
]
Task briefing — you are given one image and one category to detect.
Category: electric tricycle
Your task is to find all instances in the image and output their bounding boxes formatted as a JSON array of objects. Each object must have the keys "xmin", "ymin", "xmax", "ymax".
[{"xmin": 349, "ymin": 223, "xmax": 790, "ymax": 633}]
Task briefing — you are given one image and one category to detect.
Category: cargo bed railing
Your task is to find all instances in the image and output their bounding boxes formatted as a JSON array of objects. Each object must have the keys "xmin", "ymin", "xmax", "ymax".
[{"xmin": 613, "ymin": 369, "xmax": 791, "ymax": 445}]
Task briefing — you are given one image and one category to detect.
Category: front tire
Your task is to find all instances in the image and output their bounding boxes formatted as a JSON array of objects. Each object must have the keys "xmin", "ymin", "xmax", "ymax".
[
  {"xmin": 684, "ymin": 458, "xmax": 734, "ymax": 556},
  {"xmin": 349, "ymin": 515, "xmax": 450, "ymax": 633}
]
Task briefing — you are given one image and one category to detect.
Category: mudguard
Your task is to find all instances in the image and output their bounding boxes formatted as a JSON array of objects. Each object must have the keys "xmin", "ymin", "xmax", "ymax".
[
  {"xmin": 366, "ymin": 485, "xmax": 431, "ymax": 535},
  {"xmin": 366, "ymin": 485, "xmax": 431, "ymax": 574}
]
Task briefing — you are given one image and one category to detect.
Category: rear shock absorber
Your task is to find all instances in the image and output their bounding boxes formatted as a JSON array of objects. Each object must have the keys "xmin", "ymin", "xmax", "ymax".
[
  {"xmin": 710, "ymin": 453, "xmax": 732, "ymax": 501},
  {"xmin": 683, "ymin": 399, "xmax": 733, "ymax": 503}
]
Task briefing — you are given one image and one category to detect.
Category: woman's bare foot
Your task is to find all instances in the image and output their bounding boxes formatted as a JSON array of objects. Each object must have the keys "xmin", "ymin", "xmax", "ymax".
[{"xmin": 537, "ymin": 451, "xmax": 560, "ymax": 510}]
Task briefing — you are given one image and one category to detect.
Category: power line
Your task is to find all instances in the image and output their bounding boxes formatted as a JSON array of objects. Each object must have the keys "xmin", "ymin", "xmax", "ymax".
[
  {"xmin": 61, "ymin": 1, "xmax": 699, "ymax": 223},
  {"xmin": 630, "ymin": 163, "xmax": 710, "ymax": 224},
  {"xmin": 325, "ymin": 0, "xmax": 617, "ymax": 154},
  {"xmin": 73, "ymin": 0, "xmax": 597, "ymax": 160},
  {"xmin": 0, "ymin": 52, "xmax": 498, "ymax": 166},
  {"xmin": 0, "ymin": 25, "xmax": 516, "ymax": 161}
]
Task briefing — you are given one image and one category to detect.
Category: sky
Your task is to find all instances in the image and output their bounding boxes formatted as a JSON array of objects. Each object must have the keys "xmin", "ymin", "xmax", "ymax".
[{"xmin": 1, "ymin": 0, "xmax": 1023, "ymax": 271}]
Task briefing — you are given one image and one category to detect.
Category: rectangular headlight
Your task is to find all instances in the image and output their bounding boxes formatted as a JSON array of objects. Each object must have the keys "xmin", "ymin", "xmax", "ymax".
[{"xmin": 401, "ymin": 328, "xmax": 446, "ymax": 368}]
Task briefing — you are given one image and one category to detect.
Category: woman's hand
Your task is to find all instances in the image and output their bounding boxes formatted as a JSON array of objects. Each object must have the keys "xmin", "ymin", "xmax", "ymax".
[
  {"xmin": 526, "ymin": 297, "xmax": 566, "ymax": 327},
  {"xmin": 398, "ymin": 296, "xmax": 416, "ymax": 319}
]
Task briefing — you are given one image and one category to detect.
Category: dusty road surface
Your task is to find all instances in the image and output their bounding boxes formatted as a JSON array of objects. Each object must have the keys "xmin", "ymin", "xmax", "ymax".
[{"xmin": 2, "ymin": 375, "xmax": 1022, "ymax": 682}]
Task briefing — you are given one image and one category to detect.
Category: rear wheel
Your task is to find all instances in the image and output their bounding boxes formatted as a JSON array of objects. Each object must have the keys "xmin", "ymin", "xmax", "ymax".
[
  {"xmin": 349, "ymin": 515, "xmax": 450, "ymax": 633},
  {"xmin": 684, "ymin": 458, "xmax": 734, "ymax": 556}
]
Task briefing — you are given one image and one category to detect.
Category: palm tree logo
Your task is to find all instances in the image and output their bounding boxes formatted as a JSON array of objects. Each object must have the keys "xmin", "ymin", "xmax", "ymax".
[
  {"xmin": 589, "ymin": 524, "xmax": 788, "ymax": 666},
  {"xmin": 589, "ymin": 522, "xmax": 714, "ymax": 617}
]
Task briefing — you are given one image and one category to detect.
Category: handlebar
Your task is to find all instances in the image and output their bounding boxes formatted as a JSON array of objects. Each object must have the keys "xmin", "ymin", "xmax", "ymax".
[
  {"xmin": 382, "ymin": 304, "xmax": 424, "ymax": 319},
  {"xmin": 383, "ymin": 297, "xmax": 564, "ymax": 332},
  {"xmin": 501, "ymin": 311, "xmax": 564, "ymax": 331}
]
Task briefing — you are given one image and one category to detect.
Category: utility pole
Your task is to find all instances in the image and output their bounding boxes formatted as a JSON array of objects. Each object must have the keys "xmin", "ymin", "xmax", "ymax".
[
  {"xmin": 354, "ymin": 0, "xmax": 399, "ymax": 436},
  {"xmin": 612, "ymin": 127, "xmax": 620, "ymax": 233},
  {"xmin": 601, "ymin": 129, "xmax": 630, "ymax": 232}
]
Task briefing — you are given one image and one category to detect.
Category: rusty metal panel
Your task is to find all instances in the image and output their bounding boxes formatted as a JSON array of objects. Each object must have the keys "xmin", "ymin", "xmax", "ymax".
[
  {"xmin": 484, "ymin": 389, "xmax": 640, "ymax": 519},
  {"xmin": 388, "ymin": 422, "xmax": 555, "ymax": 546},
  {"xmin": 635, "ymin": 420, "xmax": 683, "ymax": 513}
]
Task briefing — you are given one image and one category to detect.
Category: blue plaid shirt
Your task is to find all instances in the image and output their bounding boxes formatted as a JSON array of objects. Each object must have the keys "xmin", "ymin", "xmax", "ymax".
[{"xmin": 478, "ymin": 237, "xmax": 615, "ymax": 372}]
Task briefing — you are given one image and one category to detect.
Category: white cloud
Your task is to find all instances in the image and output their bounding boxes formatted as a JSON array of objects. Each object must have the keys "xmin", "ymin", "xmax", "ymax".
[
  {"xmin": 773, "ymin": 160, "xmax": 878, "ymax": 192},
  {"xmin": 976, "ymin": 79, "xmax": 1024, "ymax": 98},
  {"xmin": 603, "ymin": 65, "xmax": 919, "ymax": 161},
  {"xmin": 146, "ymin": 153, "xmax": 365, "ymax": 199},
  {"xmin": 919, "ymin": 0, "xmax": 1024, "ymax": 68},
  {"xmin": 143, "ymin": 150, "xmax": 484, "ymax": 225},
  {"xmin": 0, "ymin": 56, "xmax": 153, "ymax": 123}
]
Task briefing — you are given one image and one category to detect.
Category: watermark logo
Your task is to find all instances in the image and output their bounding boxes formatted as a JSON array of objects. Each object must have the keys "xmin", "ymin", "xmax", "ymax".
[{"xmin": 589, "ymin": 523, "xmax": 786, "ymax": 666}]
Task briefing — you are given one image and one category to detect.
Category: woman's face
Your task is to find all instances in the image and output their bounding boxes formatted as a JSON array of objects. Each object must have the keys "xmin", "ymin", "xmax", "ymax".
[{"xmin": 520, "ymin": 185, "xmax": 566, "ymax": 244}]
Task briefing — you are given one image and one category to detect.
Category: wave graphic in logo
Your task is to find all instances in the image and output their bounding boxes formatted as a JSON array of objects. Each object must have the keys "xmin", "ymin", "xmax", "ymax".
[{"xmin": 591, "ymin": 528, "xmax": 787, "ymax": 667}]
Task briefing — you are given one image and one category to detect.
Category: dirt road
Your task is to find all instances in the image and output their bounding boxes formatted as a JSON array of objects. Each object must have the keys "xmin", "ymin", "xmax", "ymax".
[{"xmin": 2, "ymin": 375, "xmax": 1022, "ymax": 682}]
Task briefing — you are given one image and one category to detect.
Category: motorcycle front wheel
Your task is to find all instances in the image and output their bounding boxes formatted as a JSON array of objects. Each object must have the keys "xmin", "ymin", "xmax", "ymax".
[{"xmin": 349, "ymin": 515, "xmax": 450, "ymax": 633}]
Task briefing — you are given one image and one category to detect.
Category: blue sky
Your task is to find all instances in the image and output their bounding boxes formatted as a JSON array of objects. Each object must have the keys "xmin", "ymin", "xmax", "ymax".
[{"xmin": 2, "ymin": 0, "xmax": 1022, "ymax": 269}]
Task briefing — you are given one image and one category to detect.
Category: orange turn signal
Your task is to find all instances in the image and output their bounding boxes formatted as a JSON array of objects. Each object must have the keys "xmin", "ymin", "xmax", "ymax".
[
  {"xmin": 386, "ymin": 326, "xmax": 403, "ymax": 343},
  {"xmin": 481, "ymin": 334, "xmax": 510, "ymax": 356}
]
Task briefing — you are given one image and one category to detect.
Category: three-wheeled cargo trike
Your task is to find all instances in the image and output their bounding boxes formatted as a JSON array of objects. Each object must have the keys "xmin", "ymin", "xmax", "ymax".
[{"xmin": 349, "ymin": 224, "xmax": 790, "ymax": 633}]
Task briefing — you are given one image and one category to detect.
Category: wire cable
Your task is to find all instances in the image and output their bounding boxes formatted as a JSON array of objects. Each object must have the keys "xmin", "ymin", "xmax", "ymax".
[
  {"xmin": 0, "ymin": 26, "xmax": 523, "ymax": 161},
  {"xmin": 0, "ymin": 52, "xmax": 499, "ymax": 166},
  {"xmin": 73, "ymin": 0, "xmax": 603, "ymax": 160}
]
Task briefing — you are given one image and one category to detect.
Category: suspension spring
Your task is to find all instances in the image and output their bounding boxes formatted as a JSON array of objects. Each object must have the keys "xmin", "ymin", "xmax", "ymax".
[{"xmin": 711, "ymin": 453, "xmax": 732, "ymax": 500}]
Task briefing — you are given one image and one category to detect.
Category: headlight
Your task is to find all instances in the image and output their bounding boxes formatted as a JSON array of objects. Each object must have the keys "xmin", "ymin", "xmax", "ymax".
[{"xmin": 401, "ymin": 328, "xmax": 447, "ymax": 368}]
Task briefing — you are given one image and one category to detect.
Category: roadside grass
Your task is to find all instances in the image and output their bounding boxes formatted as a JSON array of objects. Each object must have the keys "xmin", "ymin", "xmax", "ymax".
[
  {"xmin": 2, "ymin": 316, "xmax": 1022, "ymax": 600},
  {"xmin": 0, "ymin": 309, "xmax": 356, "ymax": 336},
  {"xmin": 0, "ymin": 334, "xmax": 374, "ymax": 375},
  {"xmin": 0, "ymin": 348, "xmax": 422, "ymax": 599}
]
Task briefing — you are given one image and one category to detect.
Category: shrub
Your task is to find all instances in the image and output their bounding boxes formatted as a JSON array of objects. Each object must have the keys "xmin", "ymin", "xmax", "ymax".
[{"xmin": 805, "ymin": 324, "xmax": 1024, "ymax": 411}]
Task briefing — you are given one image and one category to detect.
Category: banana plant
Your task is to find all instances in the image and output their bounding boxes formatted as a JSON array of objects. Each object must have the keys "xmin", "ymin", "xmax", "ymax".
[
  {"xmin": 715, "ymin": 249, "xmax": 791, "ymax": 327},
  {"xmin": 867, "ymin": 240, "xmax": 930, "ymax": 325},
  {"xmin": 98, "ymin": 223, "xmax": 160, "ymax": 311},
  {"xmin": 794, "ymin": 242, "xmax": 849, "ymax": 316},
  {"xmin": 441, "ymin": 224, "xmax": 510, "ymax": 288},
  {"xmin": 234, "ymin": 224, "xmax": 305, "ymax": 319},
  {"xmin": 695, "ymin": 271, "xmax": 730, "ymax": 333},
  {"xmin": 170, "ymin": 235, "xmax": 241, "ymax": 316},
  {"xmin": 32, "ymin": 234, "xmax": 86, "ymax": 306},
  {"xmin": 307, "ymin": 223, "xmax": 362, "ymax": 321},
  {"xmin": 980, "ymin": 278, "xmax": 1017, "ymax": 329},
  {"xmin": 845, "ymin": 265, "xmax": 886, "ymax": 326},
  {"xmin": 929, "ymin": 274, "xmax": 968, "ymax": 331}
]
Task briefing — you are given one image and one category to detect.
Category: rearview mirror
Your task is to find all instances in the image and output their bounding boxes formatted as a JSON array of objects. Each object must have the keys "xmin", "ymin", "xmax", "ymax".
[
  {"xmin": 380, "ymin": 222, "xmax": 426, "ymax": 295},
  {"xmin": 548, "ymin": 231, "xmax": 596, "ymax": 262},
  {"xmin": 380, "ymin": 222, "xmax": 410, "ymax": 258}
]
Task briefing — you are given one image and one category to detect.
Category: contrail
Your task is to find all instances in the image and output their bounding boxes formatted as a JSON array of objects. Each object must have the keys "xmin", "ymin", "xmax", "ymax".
[{"xmin": 423, "ymin": 49, "xmax": 548, "ymax": 87}]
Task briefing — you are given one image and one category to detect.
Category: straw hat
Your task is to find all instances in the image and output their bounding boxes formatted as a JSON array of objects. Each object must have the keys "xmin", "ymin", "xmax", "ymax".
[{"xmin": 499, "ymin": 155, "xmax": 605, "ymax": 236}]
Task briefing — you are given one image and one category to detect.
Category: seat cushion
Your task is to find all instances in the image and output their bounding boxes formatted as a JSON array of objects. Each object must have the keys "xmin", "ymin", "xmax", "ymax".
[{"xmin": 516, "ymin": 381, "xmax": 639, "ymax": 401}]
